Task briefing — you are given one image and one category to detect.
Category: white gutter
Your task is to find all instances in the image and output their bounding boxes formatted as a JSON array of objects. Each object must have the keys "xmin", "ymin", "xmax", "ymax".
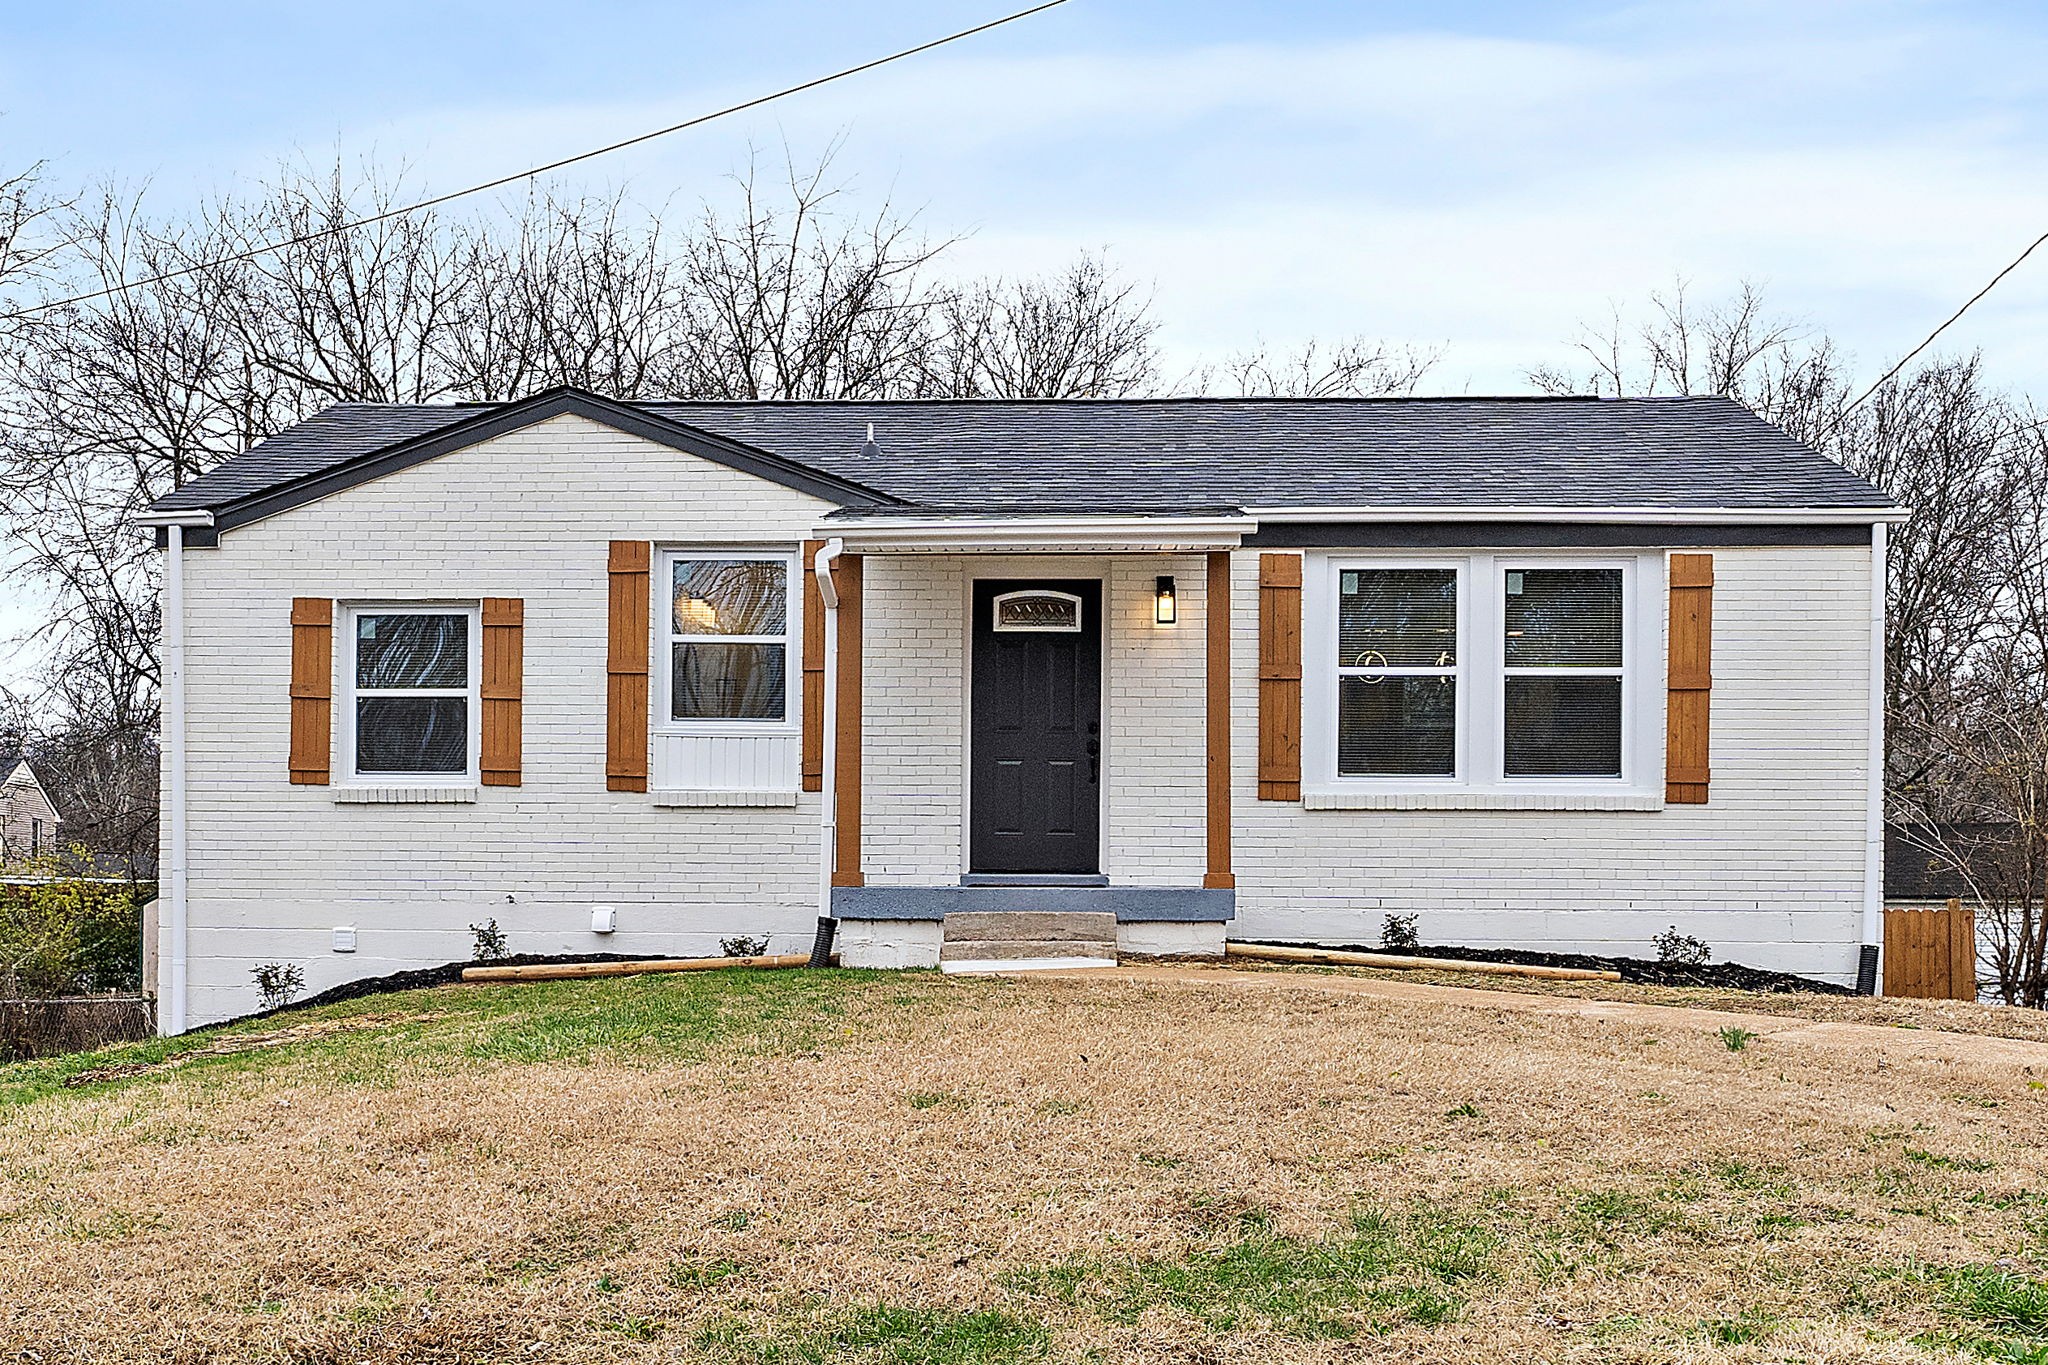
[
  {"xmin": 135, "ymin": 509, "xmax": 216, "ymax": 528},
  {"xmin": 1243, "ymin": 505, "xmax": 1912, "ymax": 525},
  {"xmin": 820, "ymin": 513, "xmax": 1254, "ymax": 554},
  {"xmin": 813, "ymin": 538, "xmax": 844, "ymax": 927},
  {"xmin": 162, "ymin": 523, "xmax": 189, "ymax": 1035},
  {"xmin": 1863, "ymin": 520, "xmax": 1889, "ymax": 988}
]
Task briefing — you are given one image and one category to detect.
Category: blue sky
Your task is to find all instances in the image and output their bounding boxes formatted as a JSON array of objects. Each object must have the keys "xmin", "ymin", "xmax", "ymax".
[
  {"xmin": 4, "ymin": 0, "xmax": 2048, "ymax": 676},
  {"xmin": 7, "ymin": 0, "xmax": 2048, "ymax": 389}
]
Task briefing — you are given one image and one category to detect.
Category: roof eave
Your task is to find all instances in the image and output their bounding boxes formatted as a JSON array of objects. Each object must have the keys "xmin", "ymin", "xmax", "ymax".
[{"xmin": 1243, "ymin": 505, "xmax": 1910, "ymax": 525}]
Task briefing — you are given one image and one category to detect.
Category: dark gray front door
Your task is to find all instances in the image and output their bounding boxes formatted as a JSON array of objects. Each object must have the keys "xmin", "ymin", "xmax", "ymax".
[{"xmin": 970, "ymin": 579, "xmax": 1102, "ymax": 874}]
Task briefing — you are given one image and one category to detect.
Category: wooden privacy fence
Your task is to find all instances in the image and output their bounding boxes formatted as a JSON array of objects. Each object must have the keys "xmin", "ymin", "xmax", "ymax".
[
  {"xmin": 0, "ymin": 996, "xmax": 155, "ymax": 1061},
  {"xmin": 1883, "ymin": 900, "xmax": 1977, "ymax": 1000}
]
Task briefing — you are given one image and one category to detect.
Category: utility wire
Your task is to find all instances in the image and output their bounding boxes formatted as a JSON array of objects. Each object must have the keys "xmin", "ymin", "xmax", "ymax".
[
  {"xmin": 3, "ymin": 0, "xmax": 1069, "ymax": 320},
  {"xmin": 1837, "ymin": 225, "xmax": 2048, "ymax": 422}
]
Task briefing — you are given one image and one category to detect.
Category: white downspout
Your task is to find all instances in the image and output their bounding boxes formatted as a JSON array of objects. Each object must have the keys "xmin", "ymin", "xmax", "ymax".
[
  {"xmin": 813, "ymin": 539, "xmax": 845, "ymax": 928},
  {"xmin": 1861, "ymin": 520, "xmax": 1888, "ymax": 993},
  {"xmin": 164, "ymin": 523, "xmax": 189, "ymax": 1035}
]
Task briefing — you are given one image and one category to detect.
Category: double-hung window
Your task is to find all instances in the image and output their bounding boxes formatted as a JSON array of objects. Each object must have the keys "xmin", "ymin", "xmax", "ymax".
[
  {"xmin": 345, "ymin": 605, "xmax": 480, "ymax": 782},
  {"xmin": 1502, "ymin": 568, "xmax": 1625, "ymax": 777},
  {"xmin": 1312, "ymin": 555, "xmax": 1650, "ymax": 797},
  {"xmin": 1337, "ymin": 567, "xmax": 1461, "ymax": 776},
  {"xmin": 664, "ymin": 554, "xmax": 795, "ymax": 727}
]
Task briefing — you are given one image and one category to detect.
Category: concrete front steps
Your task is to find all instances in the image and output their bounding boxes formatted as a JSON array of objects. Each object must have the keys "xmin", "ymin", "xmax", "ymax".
[{"xmin": 937, "ymin": 911, "xmax": 1119, "ymax": 974}]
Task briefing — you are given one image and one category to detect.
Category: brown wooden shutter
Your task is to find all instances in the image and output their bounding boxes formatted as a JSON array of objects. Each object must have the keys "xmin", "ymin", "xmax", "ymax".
[
  {"xmin": 288, "ymin": 597, "xmax": 333, "ymax": 786},
  {"xmin": 801, "ymin": 539, "xmax": 825, "ymax": 793},
  {"xmin": 1257, "ymin": 553, "xmax": 1303, "ymax": 801},
  {"xmin": 607, "ymin": 541, "xmax": 651, "ymax": 792},
  {"xmin": 480, "ymin": 597, "xmax": 524, "ymax": 787},
  {"xmin": 1666, "ymin": 553, "xmax": 1714, "ymax": 804}
]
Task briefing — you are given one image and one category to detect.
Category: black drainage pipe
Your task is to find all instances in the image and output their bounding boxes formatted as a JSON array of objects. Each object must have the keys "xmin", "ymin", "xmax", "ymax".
[
  {"xmin": 1855, "ymin": 943, "xmax": 1880, "ymax": 995},
  {"xmin": 807, "ymin": 916, "xmax": 838, "ymax": 969}
]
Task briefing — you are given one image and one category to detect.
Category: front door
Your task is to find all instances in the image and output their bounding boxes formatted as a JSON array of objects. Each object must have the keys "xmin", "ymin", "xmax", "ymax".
[{"xmin": 969, "ymin": 579, "xmax": 1102, "ymax": 874}]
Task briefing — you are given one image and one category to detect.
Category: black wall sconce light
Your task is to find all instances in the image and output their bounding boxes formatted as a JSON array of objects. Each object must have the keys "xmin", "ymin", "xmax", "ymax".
[{"xmin": 1154, "ymin": 575, "xmax": 1177, "ymax": 625}]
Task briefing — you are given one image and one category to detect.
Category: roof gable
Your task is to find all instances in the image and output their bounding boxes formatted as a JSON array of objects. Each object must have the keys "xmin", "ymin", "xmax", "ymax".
[{"xmin": 157, "ymin": 387, "xmax": 903, "ymax": 534}]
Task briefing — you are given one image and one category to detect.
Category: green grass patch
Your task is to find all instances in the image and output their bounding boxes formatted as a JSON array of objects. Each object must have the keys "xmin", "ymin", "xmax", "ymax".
[
  {"xmin": 1928, "ymin": 1264, "xmax": 2048, "ymax": 1363},
  {"xmin": 0, "ymin": 968, "xmax": 953, "ymax": 1107},
  {"xmin": 1696, "ymin": 1308, "xmax": 1780, "ymax": 1345},
  {"xmin": 699, "ymin": 1303, "xmax": 1050, "ymax": 1364},
  {"xmin": 1009, "ymin": 1205, "xmax": 1497, "ymax": 1339},
  {"xmin": 1906, "ymin": 1147, "xmax": 1996, "ymax": 1173}
]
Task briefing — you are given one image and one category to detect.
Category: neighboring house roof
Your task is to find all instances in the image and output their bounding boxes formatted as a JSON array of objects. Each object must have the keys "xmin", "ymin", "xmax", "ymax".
[{"xmin": 147, "ymin": 386, "xmax": 1898, "ymax": 533}]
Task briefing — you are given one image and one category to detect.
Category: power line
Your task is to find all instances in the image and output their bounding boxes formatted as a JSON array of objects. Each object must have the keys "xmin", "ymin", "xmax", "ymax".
[
  {"xmin": 1838, "ymin": 224, "xmax": 2048, "ymax": 421},
  {"xmin": 3, "ymin": 0, "xmax": 1069, "ymax": 321}
]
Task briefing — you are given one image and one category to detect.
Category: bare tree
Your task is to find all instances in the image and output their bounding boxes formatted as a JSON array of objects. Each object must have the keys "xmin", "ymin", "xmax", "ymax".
[
  {"xmin": 931, "ymin": 253, "xmax": 1158, "ymax": 398},
  {"xmin": 445, "ymin": 187, "xmax": 686, "ymax": 399},
  {"xmin": 1199, "ymin": 336, "xmax": 1439, "ymax": 398},
  {"xmin": 665, "ymin": 150, "xmax": 952, "ymax": 400}
]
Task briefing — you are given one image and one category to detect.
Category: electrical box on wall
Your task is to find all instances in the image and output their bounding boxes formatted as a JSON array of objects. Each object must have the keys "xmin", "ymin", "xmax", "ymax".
[
  {"xmin": 332, "ymin": 926, "xmax": 357, "ymax": 954},
  {"xmin": 591, "ymin": 905, "xmax": 617, "ymax": 935}
]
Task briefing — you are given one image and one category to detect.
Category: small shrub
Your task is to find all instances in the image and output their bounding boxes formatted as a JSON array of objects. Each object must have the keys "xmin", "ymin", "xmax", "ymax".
[
  {"xmin": 1654, "ymin": 926, "xmax": 1712, "ymax": 966},
  {"xmin": 1445, "ymin": 1101, "xmax": 1482, "ymax": 1120},
  {"xmin": 251, "ymin": 962, "xmax": 305, "ymax": 1010},
  {"xmin": 1719, "ymin": 1026, "xmax": 1755, "ymax": 1052},
  {"xmin": 468, "ymin": 918, "xmax": 508, "ymax": 961},
  {"xmin": 1380, "ymin": 913, "xmax": 1421, "ymax": 953},
  {"xmin": 720, "ymin": 935, "xmax": 769, "ymax": 958}
]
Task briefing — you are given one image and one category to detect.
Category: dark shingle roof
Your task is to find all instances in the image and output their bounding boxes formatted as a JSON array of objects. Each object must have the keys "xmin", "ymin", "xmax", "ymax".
[{"xmin": 151, "ymin": 393, "xmax": 1894, "ymax": 522}]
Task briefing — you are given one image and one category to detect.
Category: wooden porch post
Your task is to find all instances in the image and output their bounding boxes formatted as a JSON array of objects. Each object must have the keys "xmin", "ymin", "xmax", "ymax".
[
  {"xmin": 1204, "ymin": 551, "xmax": 1235, "ymax": 890},
  {"xmin": 832, "ymin": 554, "xmax": 864, "ymax": 887}
]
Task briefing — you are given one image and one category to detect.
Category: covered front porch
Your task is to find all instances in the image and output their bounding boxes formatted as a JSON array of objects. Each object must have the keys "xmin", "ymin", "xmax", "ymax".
[{"xmin": 804, "ymin": 513, "xmax": 1251, "ymax": 968}]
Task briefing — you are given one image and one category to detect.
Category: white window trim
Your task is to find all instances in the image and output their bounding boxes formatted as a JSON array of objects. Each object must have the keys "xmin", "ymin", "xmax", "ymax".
[
  {"xmin": 655, "ymin": 548, "xmax": 802, "ymax": 738},
  {"xmin": 1303, "ymin": 551, "xmax": 1663, "ymax": 801},
  {"xmin": 338, "ymin": 602, "xmax": 483, "ymax": 788}
]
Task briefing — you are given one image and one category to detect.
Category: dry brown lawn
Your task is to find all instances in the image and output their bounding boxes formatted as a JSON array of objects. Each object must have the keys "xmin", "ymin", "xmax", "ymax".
[{"xmin": 3, "ymin": 967, "xmax": 2047, "ymax": 1363}]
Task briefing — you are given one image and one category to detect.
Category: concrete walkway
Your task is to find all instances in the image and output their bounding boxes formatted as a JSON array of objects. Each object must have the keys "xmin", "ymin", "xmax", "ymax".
[{"xmin": 1028, "ymin": 963, "xmax": 2048, "ymax": 1072}]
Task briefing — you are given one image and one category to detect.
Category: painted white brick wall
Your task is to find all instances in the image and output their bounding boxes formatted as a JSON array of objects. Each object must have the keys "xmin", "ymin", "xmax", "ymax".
[
  {"xmin": 171, "ymin": 415, "xmax": 838, "ymax": 1025},
  {"xmin": 166, "ymin": 413, "xmax": 1876, "ymax": 1020},
  {"xmin": 1230, "ymin": 545, "xmax": 1875, "ymax": 984}
]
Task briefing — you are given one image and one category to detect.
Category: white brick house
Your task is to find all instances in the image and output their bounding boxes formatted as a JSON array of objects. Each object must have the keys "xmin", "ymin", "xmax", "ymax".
[{"xmin": 141, "ymin": 388, "xmax": 1900, "ymax": 1031}]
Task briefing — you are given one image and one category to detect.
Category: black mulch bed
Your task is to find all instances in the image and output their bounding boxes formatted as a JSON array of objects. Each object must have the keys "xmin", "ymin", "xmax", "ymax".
[
  {"xmin": 1238, "ymin": 941, "xmax": 1854, "ymax": 996},
  {"xmin": 212, "ymin": 953, "xmax": 658, "ymax": 1030},
  {"xmin": 206, "ymin": 938, "xmax": 1847, "ymax": 1036}
]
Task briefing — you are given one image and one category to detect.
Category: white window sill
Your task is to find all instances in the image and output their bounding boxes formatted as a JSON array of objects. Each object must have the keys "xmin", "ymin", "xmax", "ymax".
[
  {"xmin": 651, "ymin": 788, "xmax": 800, "ymax": 808},
  {"xmin": 1302, "ymin": 788, "xmax": 1664, "ymax": 812},
  {"xmin": 334, "ymin": 785, "xmax": 479, "ymax": 805}
]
